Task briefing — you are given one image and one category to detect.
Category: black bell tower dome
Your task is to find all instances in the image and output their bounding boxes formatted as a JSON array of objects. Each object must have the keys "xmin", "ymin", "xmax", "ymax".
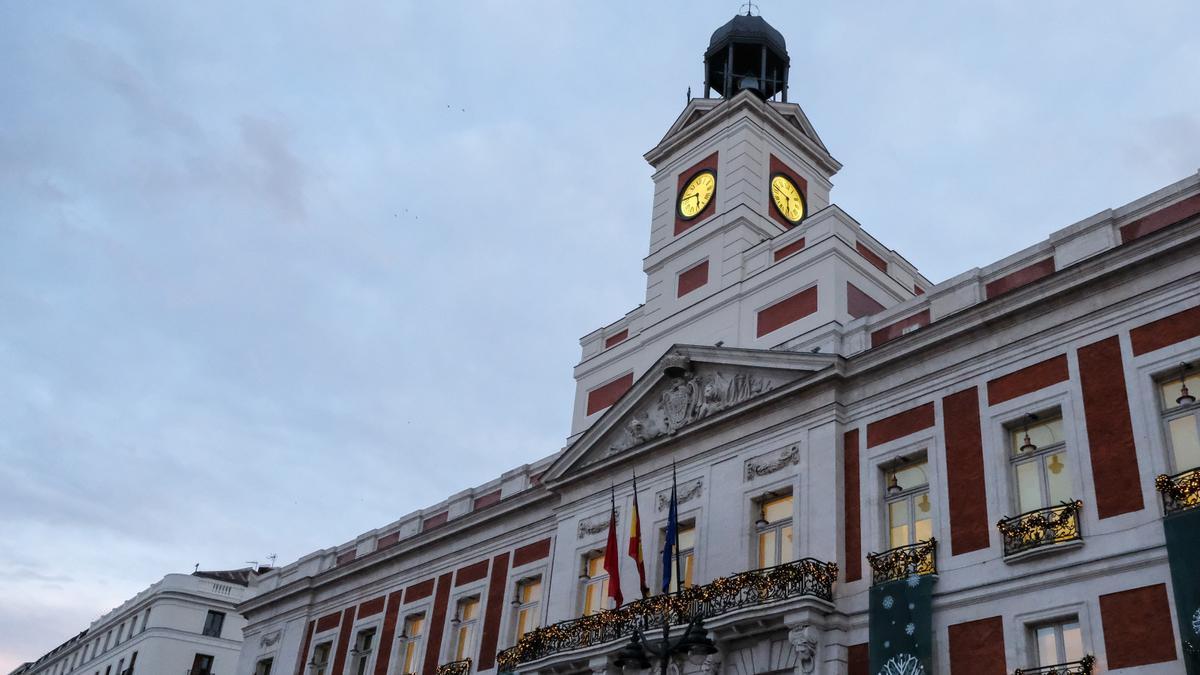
[{"xmin": 704, "ymin": 10, "xmax": 790, "ymax": 101}]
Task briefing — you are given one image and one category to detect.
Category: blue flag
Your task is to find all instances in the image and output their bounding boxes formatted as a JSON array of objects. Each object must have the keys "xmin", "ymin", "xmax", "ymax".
[{"xmin": 661, "ymin": 474, "xmax": 678, "ymax": 594}]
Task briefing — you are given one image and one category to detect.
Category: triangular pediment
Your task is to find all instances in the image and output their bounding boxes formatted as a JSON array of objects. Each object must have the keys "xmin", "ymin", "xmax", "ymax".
[{"xmin": 543, "ymin": 345, "xmax": 838, "ymax": 485}]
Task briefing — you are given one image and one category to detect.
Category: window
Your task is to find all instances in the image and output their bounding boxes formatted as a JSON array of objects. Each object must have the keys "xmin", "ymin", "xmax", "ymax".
[
  {"xmin": 1032, "ymin": 619, "xmax": 1084, "ymax": 667},
  {"xmin": 117, "ymin": 622, "xmax": 126, "ymax": 644},
  {"xmin": 1161, "ymin": 370, "xmax": 1200, "ymax": 472},
  {"xmin": 104, "ymin": 630, "xmax": 112, "ymax": 652},
  {"xmin": 756, "ymin": 493, "xmax": 794, "ymax": 568},
  {"xmin": 885, "ymin": 459, "xmax": 932, "ymax": 549},
  {"xmin": 664, "ymin": 522, "xmax": 696, "ymax": 592},
  {"xmin": 125, "ymin": 652, "xmax": 137, "ymax": 675},
  {"xmin": 452, "ymin": 597, "xmax": 480, "ymax": 662},
  {"xmin": 351, "ymin": 627, "xmax": 376, "ymax": 675},
  {"xmin": 398, "ymin": 614, "xmax": 425, "ymax": 675},
  {"xmin": 513, "ymin": 577, "xmax": 542, "ymax": 641},
  {"xmin": 140, "ymin": 609, "xmax": 150, "ymax": 634},
  {"xmin": 202, "ymin": 610, "xmax": 225, "ymax": 638},
  {"xmin": 579, "ymin": 553, "xmax": 610, "ymax": 616},
  {"xmin": 116, "ymin": 658, "xmax": 124, "ymax": 675},
  {"xmin": 309, "ymin": 642, "xmax": 332, "ymax": 675},
  {"xmin": 254, "ymin": 658, "xmax": 273, "ymax": 675},
  {"xmin": 189, "ymin": 654, "xmax": 213, "ymax": 675},
  {"xmin": 1011, "ymin": 415, "xmax": 1071, "ymax": 513}
]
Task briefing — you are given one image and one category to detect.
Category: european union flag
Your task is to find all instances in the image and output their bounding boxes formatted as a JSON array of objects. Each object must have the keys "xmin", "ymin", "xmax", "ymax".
[{"xmin": 661, "ymin": 473, "xmax": 678, "ymax": 594}]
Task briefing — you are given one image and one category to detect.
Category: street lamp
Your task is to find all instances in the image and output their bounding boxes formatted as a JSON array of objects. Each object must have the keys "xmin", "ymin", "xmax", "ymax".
[{"xmin": 614, "ymin": 616, "xmax": 716, "ymax": 674}]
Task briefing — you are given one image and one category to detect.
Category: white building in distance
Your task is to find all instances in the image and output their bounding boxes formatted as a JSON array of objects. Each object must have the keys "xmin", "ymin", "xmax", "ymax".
[{"xmin": 11, "ymin": 569, "xmax": 258, "ymax": 675}]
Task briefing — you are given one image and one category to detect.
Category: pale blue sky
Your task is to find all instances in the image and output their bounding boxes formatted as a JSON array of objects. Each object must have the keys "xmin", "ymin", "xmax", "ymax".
[{"xmin": 2, "ymin": 0, "xmax": 1198, "ymax": 669}]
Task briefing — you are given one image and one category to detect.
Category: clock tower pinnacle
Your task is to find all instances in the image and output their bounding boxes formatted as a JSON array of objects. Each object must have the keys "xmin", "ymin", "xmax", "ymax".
[{"xmin": 704, "ymin": 9, "xmax": 790, "ymax": 101}]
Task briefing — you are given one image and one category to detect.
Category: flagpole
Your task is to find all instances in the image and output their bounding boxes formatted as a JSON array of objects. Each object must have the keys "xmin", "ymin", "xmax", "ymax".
[{"xmin": 672, "ymin": 462, "xmax": 682, "ymax": 595}]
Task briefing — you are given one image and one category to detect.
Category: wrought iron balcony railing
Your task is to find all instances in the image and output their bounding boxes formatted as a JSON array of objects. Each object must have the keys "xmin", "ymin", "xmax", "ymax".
[
  {"xmin": 1156, "ymin": 467, "xmax": 1200, "ymax": 514},
  {"xmin": 866, "ymin": 538, "xmax": 937, "ymax": 585},
  {"xmin": 434, "ymin": 659, "xmax": 471, "ymax": 675},
  {"xmin": 495, "ymin": 557, "xmax": 837, "ymax": 671},
  {"xmin": 996, "ymin": 500, "xmax": 1083, "ymax": 557},
  {"xmin": 1013, "ymin": 654, "xmax": 1095, "ymax": 675}
]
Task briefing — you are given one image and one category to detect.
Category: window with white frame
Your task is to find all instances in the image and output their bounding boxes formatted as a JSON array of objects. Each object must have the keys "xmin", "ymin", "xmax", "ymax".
[
  {"xmin": 309, "ymin": 642, "xmax": 332, "ymax": 675},
  {"xmin": 1010, "ymin": 414, "xmax": 1072, "ymax": 514},
  {"xmin": 663, "ymin": 521, "xmax": 696, "ymax": 592},
  {"xmin": 451, "ymin": 596, "xmax": 480, "ymax": 662},
  {"xmin": 1160, "ymin": 368, "xmax": 1200, "ymax": 472},
  {"xmin": 397, "ymin": 614, "xmax": 425, "ymax": 675},
  {"xmin": 579, "ymin": 552, "xmax": 609, "ymax": 616},
  {"xmin": 884, "ymin": 458, "xmax": 933, "ymax": 549},
  {"xmin": 755, "ymin": 492, "xmax": 794, "ymax": 568},
  {"xmin": 1031, "ymin": 618, "xmax": 1084, "ymax": 667},
  {"xmin": 513, "ymin": 577, "xmax": 542, "ymax": 641},
  {"xmin": 350, "ymin": 626, "xmax": 377, "ymax": 675}
]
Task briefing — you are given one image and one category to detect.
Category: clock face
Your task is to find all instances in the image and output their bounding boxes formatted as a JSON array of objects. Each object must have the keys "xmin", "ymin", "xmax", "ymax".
[
  {"xmin": 770, "ymin": 174, "xmax": 806, "ymax": 224},
  {"xmin": 678, "ymin": 170, "xmax": 716, "ymax": 220}
]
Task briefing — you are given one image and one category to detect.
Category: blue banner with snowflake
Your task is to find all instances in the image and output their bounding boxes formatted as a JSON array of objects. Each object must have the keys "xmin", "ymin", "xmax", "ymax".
[
  {"xmin": 1164, "ymin": 506, "xmax": 1200, "ymax": 674},
  {"xmin": 869, "ymin": 574, "xmax": 934, "ymax": 675}
]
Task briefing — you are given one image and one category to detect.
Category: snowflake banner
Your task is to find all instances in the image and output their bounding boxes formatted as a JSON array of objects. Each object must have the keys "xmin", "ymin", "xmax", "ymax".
[
  {"xmin": 869, "ymin": 574, "xmax": 934, "ymax": 675},
  {"xmin": 1164, "ymin": 504, "xmax": 1200, "ymax": 675}
]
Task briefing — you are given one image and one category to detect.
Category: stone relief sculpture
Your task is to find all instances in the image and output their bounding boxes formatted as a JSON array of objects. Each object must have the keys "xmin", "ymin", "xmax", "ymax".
[
  {"xmin": 259, "ymin": 630, "xmax": 281, "ymax": 648},
  {"xmin": 657, "ymin": 478, "xmax": 704, "ymax": 510},
  {"xmin": 606, "ymin": 360, "xmax": 778, "ymax": 456},
  {"xmin": 578, "ymin": 510, "xmax": 618, "ymax": 539},
  {"xmin": 699, "ymin": 651, "xmax": 723, "ymax": 674},
  {"xmin": 788, "ymin": 625, "xmax": 818, "ymax": 674},
  {"xmin": 745, "ymin": 446, "xmax": 800, "ymax": 481}
]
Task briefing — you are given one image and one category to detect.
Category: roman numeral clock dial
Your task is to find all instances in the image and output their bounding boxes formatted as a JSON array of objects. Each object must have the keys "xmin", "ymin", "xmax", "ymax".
[
  {"xmin": 678, "ymin": 170, "xmax": 716, "ymax": 220},
  {"xmin": 770, "ymin": 174, "xmax": 806, "ymax": 224}
]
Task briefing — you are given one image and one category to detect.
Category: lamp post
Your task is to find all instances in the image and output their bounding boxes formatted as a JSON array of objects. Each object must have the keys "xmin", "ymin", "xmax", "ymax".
[{"xmin": 614, "ymin": 615, "xmax": 717, "ymax": 674}]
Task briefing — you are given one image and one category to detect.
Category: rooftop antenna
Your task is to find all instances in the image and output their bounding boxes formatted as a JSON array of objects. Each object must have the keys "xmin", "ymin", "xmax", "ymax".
[
  {"xmin": 246, "ymin": 560, "xmax": 259, "ymax": 572},
  {"xmin": 193, "ymin": 563, "xmax": 199, "ymax": 573},
  {"xmin": 740, "ymin": 2, "xmax": 760, "ymax": 16},
  {"xmin": 266, "ymin": 554, "xmax": 277, "ymax": 568}
]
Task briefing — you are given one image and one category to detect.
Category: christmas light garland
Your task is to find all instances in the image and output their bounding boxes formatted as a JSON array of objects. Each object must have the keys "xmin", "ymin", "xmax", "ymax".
[
  {"xmin": 1012, "ymin": 654, "xmax": 1094, "ymax": 675},
  {"xmin": 433, "ymin": 658, "xmax": 471, "ymax": 675},
  {"xmin": 495, "ymin": 558, "xmax": 837, "ymax": 670},
  {"xmin": 866, "ymin": 538, "xmax": 937, "ymax": 585},
  {"xmin": 996, "ymin": 501, "xmax": 1082, "ymax": 556},
  {"xmin": 1156, "ymin": 468, "xmax": 1200, "ymax": 514}
]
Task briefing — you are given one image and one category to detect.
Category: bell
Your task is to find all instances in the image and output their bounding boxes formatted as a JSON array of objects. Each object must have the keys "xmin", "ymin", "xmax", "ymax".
[
  {"xmin": 663, "ymin": 353, "xmax": 692, "ymax": 378},
  {"xmin": 738, "ymin": 75, "xmax": 761, "ymax": 92}
]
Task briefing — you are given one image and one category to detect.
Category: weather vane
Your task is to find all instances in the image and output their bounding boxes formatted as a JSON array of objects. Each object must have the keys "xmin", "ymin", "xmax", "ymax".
[{"xmin": 740, "ymin": 2, "xmax": 760, "ymax": 16}]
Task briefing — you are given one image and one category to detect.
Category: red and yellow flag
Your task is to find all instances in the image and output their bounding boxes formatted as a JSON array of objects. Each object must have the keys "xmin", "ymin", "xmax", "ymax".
[{"xmin": 628, "ymin": 473, "xmax": 650, "ymax": 598}]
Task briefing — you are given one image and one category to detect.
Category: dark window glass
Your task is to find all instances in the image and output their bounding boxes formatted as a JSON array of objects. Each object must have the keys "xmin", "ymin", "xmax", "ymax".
[
  {"xmin": 202, "ymin": 611, "xmax": 225, "ymax": 638},
  {"xmin": 191, "ymin": 653, "xmax": 214, "ymax": 675}
]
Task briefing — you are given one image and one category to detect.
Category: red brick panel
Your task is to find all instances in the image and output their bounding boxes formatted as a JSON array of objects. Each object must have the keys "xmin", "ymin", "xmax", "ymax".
[
  {"xmin": 674, "ymin": 152, "xmax": 719, "ymax": 236},
  {"xmin": 984, "ymin": 258, "xmax": 1055, "ymax": 299},
  {"xmin": 513, "ymin": 538, "xmax": 552, "ymax": 567},
  {"xmin": 1130, "ymin": 304, "xmax": 1200, "ymax": 356},
  {"xmin": 329, "ymin": 607, "xmax": 357, "ymax": 675},
  {"xmin": 422, "ymin": 572, "xmax": 454, "ymax": 675},
  {"xmin": 848, "ymin": 643, "xmax": 868, "ymax": 675},
  {"xmin": 315, "ymin": 612, "xmax": 341, "ymax": 633},
  {"xmin": 870, "ymin": 309, "xmax": 931, "ymax": 348},
  {"xmin": 1120, "ymin": 192, "xmax": 1200, "ymax": 243},
  {"xmin": 335, "ymin": 550, "xmax": 356, "ymax": 566},
  {"xmin": 677, "ymin": 260, "xmax": 709, "ymax": 297},
  {"xmin": 914, "ymin": 285, "xmax": 925, "ymax": 295},
  {"xmin": 856, "ymin": 242, "xmax": 888, "ymax": 272},
  {"xmin": 421, "ymin": 511, "xmax": 448, "ymax": 532},
  {"xmin": 942, "ymin": 387, "xmax": 991, "ymax": 555},
  {"xmin": 773, "ymin": 237, "xmax": 805, "ymax": 262},
  {"xmin": 1099, "ymin": 583, "xmax": 1178, "ymax": 668},
  {"xmin": 985, "ymin": 355, "xmax": 1069, "ymax": 405},
  {"xmin": 472, "ymin": 489, "xmax": 502, "ymax": 511},
  {"xmin": 843, "ymin": 429, "xmax": 862, "ymax": 582},
  {"xmin": 604, "ymin": 329, "xmax": 629, "ymax": 349},
  {"xmin": 358, "ymin": 596, "xmax": 386, "ymax": 618},
  {"xmin": 847, "ymin": 282, "xmax": 886, "ymax": 319},
  {"xmin": 376, "ymin": 532, "xmax": 400, "ymax": 551},
  {"xmin": 372, "ymin": 591, "xmax": 404, "ymax": 675},
  {"xmin": 1078, "ymin": 337, "xmax": 1144, "ymax": 518},
  {"xmin": 756, "ymin": 287, "xmax": 819, "ymax": 337},
  {"xmin": 455, "ymin": 560, "xmax": 490, "ymax": 587},
  {"xmin": 866, "ymin": 402, "xmax": 935, "ymax": 448},
  {"xmin": 404, "ymin": 578, "xmax": 435, "ymax": 603},
  {"xmin": 586, "ymin": 372, "xmax": 634, "ymax": 416},
  {"xmin": 476, "ymin": 552, "xmax": 511, "ymax": 670},
  {"xmin": 948, "ymin": 616, "xmax": 1006, "ymax": 675},
  {"xmin": 768, "ymin": 155, "xmax": 808, "ymax": 229},
  {"xmin": 293, "ymin": 620, "xmax": 315, "ymax": 675}
]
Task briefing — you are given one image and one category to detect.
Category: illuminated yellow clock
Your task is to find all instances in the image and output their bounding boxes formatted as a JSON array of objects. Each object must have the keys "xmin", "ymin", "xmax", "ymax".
[
  {"xmin": 770, "ymin": 174, "xmax": 806, "ymax": 224},
  {"xmin": 678, "ymin": 170, "xmax": 716, "ymax": 220}
]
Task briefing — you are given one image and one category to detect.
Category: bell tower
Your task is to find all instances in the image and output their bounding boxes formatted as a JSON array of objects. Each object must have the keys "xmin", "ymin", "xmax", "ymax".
[{"xmin": 704, "ymin": 9, "xmax": 790, "ymax": 101}]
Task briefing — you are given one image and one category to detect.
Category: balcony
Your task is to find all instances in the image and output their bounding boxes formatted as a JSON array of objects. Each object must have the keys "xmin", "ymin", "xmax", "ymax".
[
  {"xmin": 1013, "ymin": 655, "xmax": 1095, "ymax": 675},
  {"xmin": 1156, "ymin": 467, "xmax": 1200, "ymax": 514},
  {"xmin": 434, "ymin": 659, "xmax": 471, "ymax": 675},
  {"xmin": 997, "ymin": 501, "xmax": 1083, "ymax": 558},
  {"xmin": 866, "ymin": 538, "xmax": 937, "ymax": 585},
  {"xmin": 495, "ymin": 558, "xmax": 837, "ymax": 672}
]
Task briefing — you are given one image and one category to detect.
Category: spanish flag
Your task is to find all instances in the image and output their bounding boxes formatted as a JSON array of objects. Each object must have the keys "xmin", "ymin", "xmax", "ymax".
[{"xmin": 627, "ymin": 472, "xmax": 650, "ymax": 598}]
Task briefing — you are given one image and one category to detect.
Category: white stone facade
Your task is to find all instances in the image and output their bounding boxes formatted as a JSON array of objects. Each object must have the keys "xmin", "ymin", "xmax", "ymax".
[{"xmin": 14, "ymin": 571, "xmax": 252, "ymax": 675}]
